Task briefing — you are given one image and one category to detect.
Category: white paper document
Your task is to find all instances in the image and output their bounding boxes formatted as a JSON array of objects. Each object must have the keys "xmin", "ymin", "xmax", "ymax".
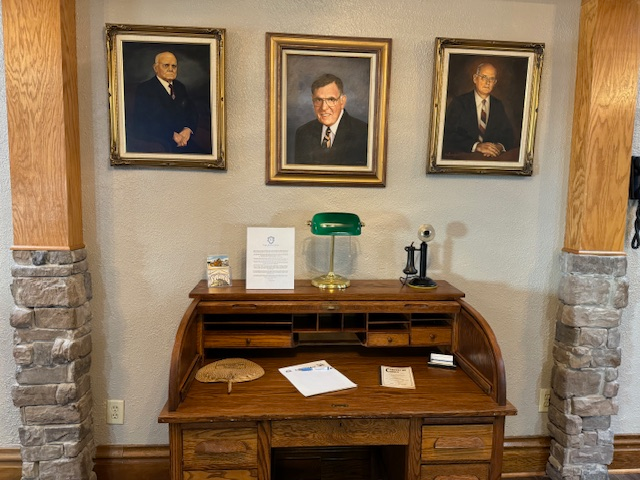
[
  {"xmin": 380, "ymin": 366, "xmax": 416, "ymax": 389},
  {"xmin": 279, "ymin": 360, "xmax": 357, "ymax": 397},
  {"xmin": 246, "ymin": 227, "xmax": 295, "ymax": 289}
]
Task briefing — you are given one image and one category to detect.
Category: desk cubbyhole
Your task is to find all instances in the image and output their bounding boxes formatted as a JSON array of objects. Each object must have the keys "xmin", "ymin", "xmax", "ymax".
[
  {"xmin": 343, "ymin": 313, "xmax": 367, "ymax": 331},
  {"xmin": 293, "ymin": 314, "xmax": 318, "ymax": 331},
  {"xmin": 318, "ymin": 313, "xmax": 343, "ymax": 331}
]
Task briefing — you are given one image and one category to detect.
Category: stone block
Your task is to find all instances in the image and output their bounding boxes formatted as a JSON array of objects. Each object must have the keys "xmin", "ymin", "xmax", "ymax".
[
  {"xmin": 32, "ymin": 251, "xmax": 48, "ymax": 266},
  {"xmin": 32, "ymin": 341, "xmax": 54, "ymax": 365},
  {"xmin": 13, "ymin": 250, "xmax": 34, "ymax": 265},
  {"xmin": 563, "ymin": 253, "xmax": 626, "ymax": 277},
  {"xmin": 52, "ymin": 335, "xmax": 92, "ymax": 363},
  {"xmin": 572, "ymin": 395, "xmax": 618, "ymax": 417},
  {"xmin": 549, "ymin": 391, "xmax": 572, "ymax": 414},
  {"xmin": 590, "ymin": 348, "xmax": 621, "ymax": 368},
  {"xmin": 604, "ymin": 368, "xmax": 618, "ymax": 382},
  {"xmin": 35, "ymin": 307, "xmax": 81, "ymax": 329},
  {"xmin": 569, "ymin": 443, "xmax": 613, "ymax": 465},
  {"xmin": 582, "ymin": 430, "xmax": 598, "ymax": 447},
  {"xmin": 597, "ymin": 429, "xmax": 614, "ymax": 445},
  {"xmin": 548, "ymin": 404, "xmax": 583, "ymax": 435},
  {"xmin": 553, "ymin": 344, "xmax": 592, "ymax": 369},
  {"xmin": 548, "ymin": 422, "xmax": 582, "ymax": 448},
  {"xmin": 552, "ymin": 365, "xmax": 602, "ymax": 398},
  {"xmin": 19, "ymin": 426, "xmax": 45, "ymax": 446},
  {"xmin": 44, "ymin": 417, "xmax": 92, "ymax": 443},
  {"xmin": 612, "ymin": 277, "xmax": 629, "ymax": 308},
  {"xmin": 21, "ymin": 461, "xmax": 38, "ymax": 478},
  {"xmin": 21, "ymin": 444, "xmax": 64, "ymax": 462},
  {"xmin": 11, "ymin": 264, "xmax": 75, "ymax": 277},
  {"xmin": 13, "ymin": 344, "xmax": 34, "ymax": 365},
  {"xmin": 603, "ymin": 381, "xmax": 619, "ymax": 398},
  {"xmin": 581, "ymin": 464, "xmax": 610, "ymax": 480},
  {"xmin": 11, "ymin": 274, "xmax": 88, "ymax": 308},
  {"xmin": 561, "ymin": 305, "xmax": 621, "ymax": 328},
  {"xmin": 16, "ymin": 364, "xmax": 68, "ymax": 385},
  {"xmin": 23, "ymin": 393, "xmax": 92, "ymax": 425},
  {"xmin": 39, "ymin": 444, "xmax": 94, "ymax": 480},
  {"xmin": 55, "ymin": 383, "xmax": 78, "ymax": 405},
  {"xmin": 12, "ymin": 384, "xmax": 58, "ymax": 406},
  {"xmin": 10, "ymin": 307, "xmax": 34, "ymax": 328},
  {"xmin": 607, "ymin": 328, "xmax": 620, "ymax": 349},
  {"xmin": 582, "ymin": 416, "xmax": 611, "ymax": 431},
  {"xmin": 559, "ymin": 275, "xmax": 611, "ymax": 306},
  {"xmin": 578, "ymin": 328, "xmax": 607, "ymax": 348},
  {"xmin": 69, "ymin": 355, "xmax": 92, "ymax": 381},
  {"xmin": 556, "ymin": 321, "xmax": 580, "ymax": 345}
]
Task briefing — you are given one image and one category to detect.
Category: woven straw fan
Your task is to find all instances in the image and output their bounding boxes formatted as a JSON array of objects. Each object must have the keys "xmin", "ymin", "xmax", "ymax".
[{"xmin": 195, "ymin": 358, "xmax": 265, "ymax": 394}]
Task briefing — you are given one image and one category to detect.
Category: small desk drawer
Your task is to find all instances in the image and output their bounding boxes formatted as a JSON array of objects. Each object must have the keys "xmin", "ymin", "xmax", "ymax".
[
  {"xmin": 367, "ymin": 332, "xmax": 410, "ymax": 347},
  {"xmin": 411, "ymin": 325, "xmax": 452, "ymax": 346},
  {"xmin": 421, "ymin": 425, "xmax": 493, "ymax": 462},
  {"xmin": 272, "ymin": 419, "xmax": 410, "ymax": 447},
  {"xmin": 204, "ymin": 332, "xmax": 292, "ymax": 348},
  {"xmin": 183, "ymin": 427, "xmax": 258, "ymax": 470},
  {"xmin": 421, "ymin": 462, "xmax": 489, "ymax": 480}
]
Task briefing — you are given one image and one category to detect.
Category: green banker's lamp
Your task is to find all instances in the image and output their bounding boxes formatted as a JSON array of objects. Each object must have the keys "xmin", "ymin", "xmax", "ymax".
[{"xmin": 307, "ymin": 212, "xmax": 364, "ymax": 289}]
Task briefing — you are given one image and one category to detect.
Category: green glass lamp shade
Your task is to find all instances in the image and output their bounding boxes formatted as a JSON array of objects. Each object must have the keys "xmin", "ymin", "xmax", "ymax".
[
  {"xmin": 309, "ymin": 212, "xmax": 362, "ymax": 236},
  {"xmin": 308, "ymin": 212, "xmax": 363, "ymax": 290}
]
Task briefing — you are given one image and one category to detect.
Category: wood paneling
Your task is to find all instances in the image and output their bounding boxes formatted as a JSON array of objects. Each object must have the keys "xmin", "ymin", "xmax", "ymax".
[
  {"xmin": 563, "ymin": 0, "xmax": 640, "ymax": 254},
  {"xmin": 1, "ymin": 0, "xmax": 83, "ymax": 250}
]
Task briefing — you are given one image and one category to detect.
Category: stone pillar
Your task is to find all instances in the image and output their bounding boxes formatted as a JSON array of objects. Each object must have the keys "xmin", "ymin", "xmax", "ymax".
[
  {"xmin": 10, "ymin": 249, "xmax": 96, "ymax": 480},
  {"xmin": 547, "ymin": 253, "xmax": 628, "ymax": 480}
]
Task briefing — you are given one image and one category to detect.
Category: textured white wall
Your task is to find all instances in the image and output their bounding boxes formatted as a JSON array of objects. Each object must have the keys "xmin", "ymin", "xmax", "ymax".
[{"xmin": 1, "ymin": 0, "xmax": 638, "ymax": 449}]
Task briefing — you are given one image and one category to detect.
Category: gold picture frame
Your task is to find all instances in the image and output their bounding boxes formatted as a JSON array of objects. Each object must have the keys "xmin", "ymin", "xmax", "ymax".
[
  {"xmin": 266, "ymin": 33, "xmax": 391, "ymax": 186},
  {"xmin": 428, "ymin": 38, "xmax": 544, "ymax": 175},
  {"xmin": 106, "ymin": 24, "xmax": 226, "ymax": 169}
]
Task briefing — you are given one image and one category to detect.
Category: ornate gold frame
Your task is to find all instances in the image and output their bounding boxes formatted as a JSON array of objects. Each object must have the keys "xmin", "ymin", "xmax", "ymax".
[
  {"xmin": 428, "ymin": 38, "xmax": 544, "ymax": 175},
  {"xmin": 106, "ymin": 24, "xmax": 226, "ymax": 169},
  {"xmin": 266, "ymin": 33, "xmax": 391, "ymax": 186}
]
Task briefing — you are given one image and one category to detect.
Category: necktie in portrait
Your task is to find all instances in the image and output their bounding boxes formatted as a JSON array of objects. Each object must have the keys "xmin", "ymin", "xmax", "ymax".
[{"xmin": 322, "ymin": 127, "xmax": 332, "ymax": 149}]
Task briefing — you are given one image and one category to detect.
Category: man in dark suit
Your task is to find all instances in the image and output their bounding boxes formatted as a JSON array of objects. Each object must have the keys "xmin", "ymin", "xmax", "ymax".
[
  {"xmin": 293, "ymin": 73, "xmax": 368, "ymax": 166},
  {"xmin": 129, "ymin": 51, "xmax": 203, "ymax": 153},
  {"xmin": 442, "ymin": 63, "xmax": 515, "ymax": 157}
]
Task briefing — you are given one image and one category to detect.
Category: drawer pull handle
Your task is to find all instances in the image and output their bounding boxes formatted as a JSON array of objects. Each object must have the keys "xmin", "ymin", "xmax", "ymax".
[
  {"xmin": 434, "ymin": 476, "xmax": 479, "ymax": 480},
  {"xmin": 434, "ymin": 436, "xmax": 484, "ymax": 449},
  {"xmin": 245, "ymin": 338, "xmax": 251, "ymax": 346},
  {"xmin": 429, "ymin": 334, "xmax": 436, "ymax": 340},
  {"xmin": 195, "ymin": 440, "xmax": 248, "ymax": 454},
  {"xmin": 323, "ymin": 304, "xmax": 338, "ymax": 310},
  {"xmin": 387, "ymin": 337, "xmax": 393, "ymax": 343}
]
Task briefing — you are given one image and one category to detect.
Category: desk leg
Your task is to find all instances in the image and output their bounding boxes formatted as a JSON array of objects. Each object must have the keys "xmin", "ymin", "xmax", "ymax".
[
  {"xmin": 406, "ymin": 418, "xmax": 421, "ymax": 480},
  {"xmin": 257, "ymin": 420, "xmax": 272, "ymax": 480},
  {"xmin": 169, "ymin": 424, "xmax": 182, "ymax": 480}
]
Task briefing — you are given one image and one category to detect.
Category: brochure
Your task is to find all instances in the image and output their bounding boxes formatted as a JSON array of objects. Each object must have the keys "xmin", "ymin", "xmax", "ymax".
[
  {"xmin": 279, "ymin": 360, "xmax": 357, "ymax": 397},
  {"xmin": 380, "ymin": 366, "xmax": 416, "ymax": 389}
]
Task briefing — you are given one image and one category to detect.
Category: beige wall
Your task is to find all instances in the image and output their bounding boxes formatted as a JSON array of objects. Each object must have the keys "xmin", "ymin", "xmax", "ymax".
[{"xmin": 1, "ymin": 0, "xmax": 638, "ymax": 448}]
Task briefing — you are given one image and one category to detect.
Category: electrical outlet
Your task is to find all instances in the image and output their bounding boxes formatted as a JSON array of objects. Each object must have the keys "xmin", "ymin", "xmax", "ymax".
[
  {"xmin": 538, "ymin": 388, "xmax": 551, "ymax": 413},
  {"xmin": 106, "ymin": 399, "xmax": 124, "ymax": 424}
]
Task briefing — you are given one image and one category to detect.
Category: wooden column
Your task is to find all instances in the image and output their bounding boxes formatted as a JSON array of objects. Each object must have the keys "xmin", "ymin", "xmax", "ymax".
[
  {"xmin": 563, "ymin": 0, "xmax": 640, "ymax": 255},
  {"xmin": 2, "ymin": 0, "xmax": 83, "ymax": 250}
]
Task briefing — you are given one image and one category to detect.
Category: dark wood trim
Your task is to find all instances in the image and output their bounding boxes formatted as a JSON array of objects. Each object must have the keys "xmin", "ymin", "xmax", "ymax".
[
  {"xmin": 1, "ymin": 436, "xmax": 639, "ymax": 479},
  {"xmin": 0, "ymin": 436, "xmax": 639, "ymax": 479}
]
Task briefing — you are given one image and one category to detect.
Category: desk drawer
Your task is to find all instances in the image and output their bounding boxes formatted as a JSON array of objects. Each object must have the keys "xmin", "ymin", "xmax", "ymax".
[
  {"xmin": 272, "ymin": 419, "xmax": 410, "ymax": 447},
  {"xmin": 411, "ymin": 325, "xmax": 452, "ymax": 346},
  {"xmin": 421, "ymin": 462, "xmax": 489, "ymax": 480},
  {"xmin": 184, "ymin": 470, "xmax": 257, "ymax": 480},
  {"xmin": 421, "ymin": 425, "xmax": 493, "ymax": 462},
  {"xmin": 367, "ymin": 332, "xmax": 410, "ymax": 347},
  {"xmin": 204, "ymin": 332, "xmax": 292, "ymax": 348},
  {"xmin": 183, "ymin": 427, "xmax": 258, "ymax": 470}
]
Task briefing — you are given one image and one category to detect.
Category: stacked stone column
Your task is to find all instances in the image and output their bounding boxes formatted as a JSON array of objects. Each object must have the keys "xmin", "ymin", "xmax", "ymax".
[
  {"xmin": 10, "ymin": 249, "xmax": 96, "ymax": 480},
  {"xmin": 547, "ymin": 253, "xmax": 628, "ymax": 480}
]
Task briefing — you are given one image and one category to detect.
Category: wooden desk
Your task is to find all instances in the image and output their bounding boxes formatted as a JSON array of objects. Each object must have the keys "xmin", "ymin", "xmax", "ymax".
[{"xmin": 159, "ymin": 280, "xmax": 516, "ymax": 480}]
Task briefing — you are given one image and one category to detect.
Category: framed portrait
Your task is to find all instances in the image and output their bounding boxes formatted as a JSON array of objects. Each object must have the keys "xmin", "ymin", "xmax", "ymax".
[
  {"xmin": 266, "ymin": 33, "xmax": 391, "ymax": 186},
  {"xmin": 106, "ymin": 24, "xmax": 226, "ymax": 169},
  {"xmin": 428, "ymin": 38, "xmax": 544, "ymax": 175}
]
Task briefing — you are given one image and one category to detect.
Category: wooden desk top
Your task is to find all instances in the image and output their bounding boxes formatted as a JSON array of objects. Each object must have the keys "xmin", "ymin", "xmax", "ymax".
[
  {"xmin": 189, "ymin": 279, "xmax": 465, "ymax": 302},
  {"xmin": 159, "ymin": 347, "xmax": 516, "ymax": 424}
]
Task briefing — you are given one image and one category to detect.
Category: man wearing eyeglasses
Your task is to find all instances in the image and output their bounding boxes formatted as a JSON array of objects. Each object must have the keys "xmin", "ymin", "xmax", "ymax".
[
  {"xmin": 442, "ymin": 63, "xmax": 514, "ymax": 158},
  {"xmin": 293, "ymin": 73, "xmax": 368, "ymax": 165},
  {"xmin": 130, "ymin": 51, "xmax": 204, "ymax": 153}
]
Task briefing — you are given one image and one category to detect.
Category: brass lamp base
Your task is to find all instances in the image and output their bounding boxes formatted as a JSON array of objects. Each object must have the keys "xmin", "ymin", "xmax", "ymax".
[{"xmin": 311, "ymin": 272, "xmax": 350, "ymax": 290}]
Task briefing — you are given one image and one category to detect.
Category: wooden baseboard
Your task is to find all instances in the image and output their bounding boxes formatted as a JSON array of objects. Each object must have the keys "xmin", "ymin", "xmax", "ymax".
[{"xmin": 0, "ymin": 435, "xmax": 638, "ymax": 479}]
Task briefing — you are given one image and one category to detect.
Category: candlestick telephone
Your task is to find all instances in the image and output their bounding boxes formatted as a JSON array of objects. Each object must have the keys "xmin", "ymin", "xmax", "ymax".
[{"xmin": 631, "ymin": 156, "xmax": 640, "ymax": 249}]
